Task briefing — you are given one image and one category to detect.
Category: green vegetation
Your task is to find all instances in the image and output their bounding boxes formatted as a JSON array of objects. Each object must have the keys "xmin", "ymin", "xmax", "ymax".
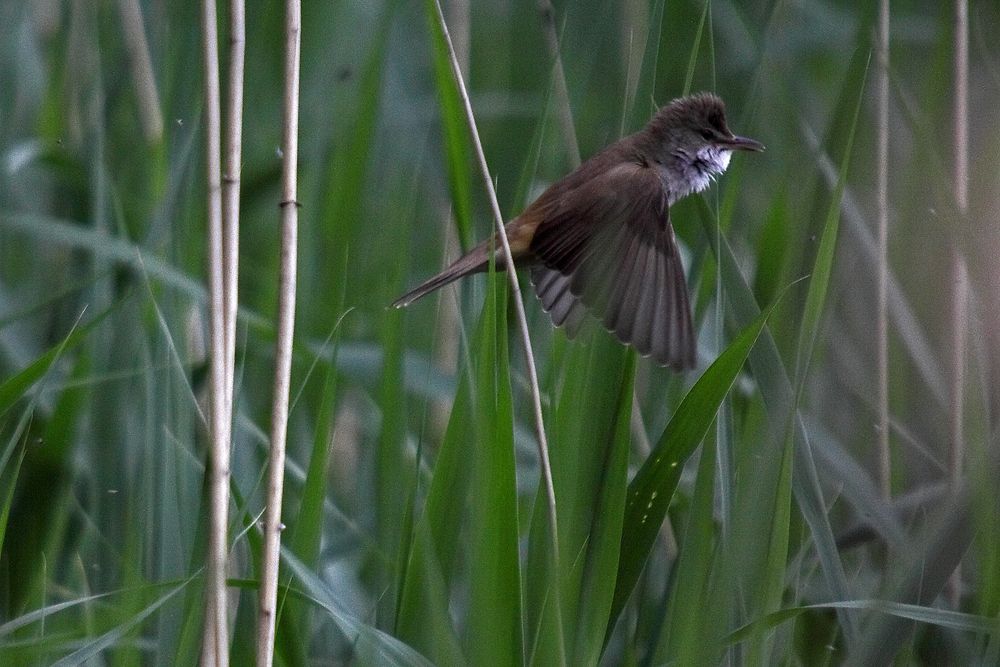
[{"xmin": 2, "ymin": 0, "xmax": 999, "ymax": 663}]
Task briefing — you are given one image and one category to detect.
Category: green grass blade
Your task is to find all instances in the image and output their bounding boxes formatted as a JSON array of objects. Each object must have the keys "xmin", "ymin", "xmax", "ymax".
[
  {"xmin": 422, "ymin": 0, "xmax": 473, "ymax": 250},
  {"xmin": 524, "ymin": 333, "xmax": 632, "ymax": 666},
  {"xmin": 743, "ymin": 427, "xmax": 794, "ymax": 665},
  {"xmin": 697, "ymin": 200, "xmax": 859, "ymax": 644},
  {"xmin": 465, "ymin": 265, "xmax": 523, "ymax": 665},
  {"xmin": 571, "ymin": 353, "xmax": 634, "ymax": 667},
  {"xmin": 48, "ymin": 578, "xmax": 192, "ymax": 667},
  {"xmin": 727, "ymin": 599, "xmax": 1000, "ymax": 645},
  {"xmin": 793, "ymin": 55, "xmax": 870, "ymax": 385},
  {"xmin": 281, "ymin": 548, "xmax": 434, "ymax": 666},
  {"xmin": 608, "ymin": 296, "xmax": 779, "ymax": 634},
  {"xmin": 376, "ymin": 285, "xmax": 409, "ymax": 623},
  {"xmin": 656, "ymin": 426, "xmax": 719, "ymax": 664},
  {"xmin": 734, "ymin": 52, "xmax": 870, "ymax": 664},
  {"xmin": 0, "ymin": 446, "xmax": 26, "ymax": 561},
  {"xmin": 395, "ymin": 518, "xmax": 466, "ymax": 664},
  {"xmin": 680, "ymin": 0, "xmax": 711, "ymax": 96},
  {"xmin": 0, "ymin": 306, "xmax": 110, "ymax": 414},
  {"xmin": 396, "ymin": 269, "xmax": 522, "ymax": 665}
]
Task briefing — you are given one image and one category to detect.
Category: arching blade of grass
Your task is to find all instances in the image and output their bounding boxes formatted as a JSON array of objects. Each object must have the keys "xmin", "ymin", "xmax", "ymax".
[
  {"xmin": 0, "ymin": 212, "xmax": 268, "ymax": 329},
  {"xmin": 525, "ymin": 333, "xmax": 634, "ymax": 666},
  {"xmin": 727, "ymin": 598, "xmax": 1000, "ymax": 645},
  {"xmin": 281, "ymin": 549, "xmax": 434, "ymax": 666},
  {"xmin": 569, "ymin": 350, "xmax": 635, "ymax": 667},
  {"xmin": 654, "ymin": 421, "xmax": 719, "ymax": 665},
  {"xmin": 464, "ymin": 265, "xmax": 522, "ymax": 665},
  {"xmin": 695, "ymin": 201, "xmax": 859, "ymax": 645},
  {"xmin": 0, "ymin": 446, "xmax": 25, "ymax": 559},
  {"xmin": 623, "ymin": 0, "xmax": 667, "ymax": 131},
  {"xmin": 395, "ymin": 267, "xmax": 521, "ymax": 665},
  {"xmin": 848, "ymin": 486, "xmax": 980, "ymax": 664},
  {"xmin": 395, "ymin": 331, "xmax": 475, "ymax": 663},
  {"xmin": 423, "ymin": 0, "xmax": 473, "ymax": 250},
  {"xmin": 376, "ymin": 275, "xmax": 409, "ymax": 624},
  {"xmin": 607, "ymin": 296, "xmax": 779, "ymax": 637},
  {"xmin": 793, "ymin": 56, "xmax": 869, "ymax": 387},
  {"xmin": 0, "ymin": 304, "xmax": 114, "ymax": 414},
  {"xmin": 275, "ymin": 337, "xmax": 342, "ymax": 663},
  {"xmin": 395, "ymin": 517, "xmax": 465, "ymax": 664},
  {"xmin": 740, "ymin": 53, "xmax": 869, "ymax": 663},
  {"xmin": 304, "ymin": 0, "xmax": 397, "ymax": 333},
  {"xmin": 47, "ymin": 577, "xmax": 194, "ymax": 667}
]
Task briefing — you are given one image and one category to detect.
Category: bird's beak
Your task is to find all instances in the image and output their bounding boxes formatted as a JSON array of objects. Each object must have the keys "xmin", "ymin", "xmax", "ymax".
[{"xmin": 721, "ymin": 134, "xmax": 765, "ymax": 152}]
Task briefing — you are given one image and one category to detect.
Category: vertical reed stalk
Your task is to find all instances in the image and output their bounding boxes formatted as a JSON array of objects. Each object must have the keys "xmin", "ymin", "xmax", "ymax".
[
  {"xmin": 876, "ymin": 0, "xmax": 891, "ymax": 501},
  {"xmin": 256, "ymin": 0, "xmax": 301, "ymax": 662},
  {"xmin": 431, "ymin": 0, "xmax": 564, "ymax": 662},
  {"xmin": 947, "ymin": 0, "xmax": 969, "ymax": 608},
  {"xmin": 200, "ymin": 0, "xmax": 230, "ymax": 662},
  {"xmin": 222, "ymin": 0, "xmax": 245, "ymax": 411}
]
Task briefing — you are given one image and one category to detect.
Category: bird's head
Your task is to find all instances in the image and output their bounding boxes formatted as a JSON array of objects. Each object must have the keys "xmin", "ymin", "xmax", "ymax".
[{"xmin": 645, "ymin": 92, "xmax": 764, "ymax": 202}]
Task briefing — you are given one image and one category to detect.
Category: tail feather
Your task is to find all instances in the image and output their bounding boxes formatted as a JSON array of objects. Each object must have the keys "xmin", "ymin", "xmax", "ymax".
[{"xmin": 392, "ymin": 243, "xmax": 491, "ymax": 308}]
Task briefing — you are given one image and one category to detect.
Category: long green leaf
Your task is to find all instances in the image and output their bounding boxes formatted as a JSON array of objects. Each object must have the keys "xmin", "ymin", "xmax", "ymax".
[
  {"xmin": 0, "ymin": 305, "xmax": 113, "ymax": 414},
  {"xmin": 524, "ymin": 333, "xmax": 632, "ymax": 666},
  {"xmin": 696, "ymin": 201, "xmax": 860, "ymax": 644},
  {"xmin": 727, "ymin": 599, "xmax": 1000, "ymax": 645},
  {"xmin": 422, "ymin": 0, "xmax": 474, "ymax": 250},
  {"xmin": 571, "ymin": 353, "xmax": 634, "ymax": 667},
  {"xmin": 656, "ymin": 424, "xmax": 719, "ymax": 664},
  {"xmin": 282, "ymin": 549, "xmax": 434, "ymax": 667},
  {"xmin": 793, "ymin": 54, "xmax": 870, "ymax": 385},
  {"xmin": 49, "ymin": 578, "xmax": 192, "ymax": 667},
  {"xmin": 609, "ymin": 296, "xmax": 779, "ymax": 633},
  {"xmin": 465, "ymin": 264, "xmax": 522, "ymax": 666}
]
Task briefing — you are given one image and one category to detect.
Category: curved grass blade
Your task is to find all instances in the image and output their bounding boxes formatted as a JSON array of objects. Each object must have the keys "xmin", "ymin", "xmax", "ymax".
[
  {"xmin": 608, "ymin": 295, "xmax": 780, "ymax": 634},
  {"xmin": 654, "ymin": 424, "xmax": 719, "ymax": 664},
  {"xmin": 524, "ymin": 335, "xmax": 633, "ymax": 666},
  {"xmin": 740, "ymin": 51, "xmax": 870, "ymax": 662},
  {"xmin": 48, "ymin": 576, "xmax": 194, "ymax": 667},
  {"xmin": 465, "ymin": 265, "xmax": 522, "ymax": 665},
  {"xmin": 395, "ymin": 267, "xmax": 521, "ymax": 665},
  {"xmin": 793, "ymin": 54, "xmax": 870, "ymax": 386},
  {"xmin": 696, "ymin": 199, "xmax": 860, "ymax": 645},
  {"xmin": 726, "ymin": 599, "xmax": 1000, "ymax": 646},
  {"xmin": 282, "ymin": 548, "xmax": 434, "ymax": 667},
  {"xmin": 0, "ymin": 305, "xmax": 114, "ymax": 414},
  {"xmin": 422, "ymin": 0, "xmax": 473, "ymax": 249}
]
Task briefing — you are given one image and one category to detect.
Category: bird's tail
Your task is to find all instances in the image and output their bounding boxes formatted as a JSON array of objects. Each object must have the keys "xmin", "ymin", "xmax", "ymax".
[{"xmin": 391, "ymin": 242, "xmax": 492, "ymax": 308}]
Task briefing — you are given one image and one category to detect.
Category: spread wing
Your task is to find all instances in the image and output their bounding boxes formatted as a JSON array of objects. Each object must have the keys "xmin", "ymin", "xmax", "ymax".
[{"xmin": 528, "ymin": 162, "xmax": 695, "ymax": 369}]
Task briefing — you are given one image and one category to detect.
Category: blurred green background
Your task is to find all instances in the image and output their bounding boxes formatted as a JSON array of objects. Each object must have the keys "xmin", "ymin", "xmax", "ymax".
[{"xmin": 2, "ymin": 0, "xmax": 1000, "ymax": 664}]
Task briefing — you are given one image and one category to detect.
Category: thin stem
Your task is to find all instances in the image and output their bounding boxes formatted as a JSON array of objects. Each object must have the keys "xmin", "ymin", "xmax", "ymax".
[
  {"xmin": 430, "ymin": 0, "xmax": 564, "ymax": 662},
  {"xmin": 199, "ymin": 0, "xmax": 229, "ymax": 662},
  {"xmin": 255, "ymin": 0, "xmax": 301, "ymax": 662},
  {"xmin": 222, "ymin": 0, "xmax": 244, "ymax": 411},
  {"xmin": 950, "ymin": 0, "xmax": 969, "ymax": 493},
  {"xmin": 876, "ymin": 0, "xmax": 891, "ymax": 501},
  {"xmin": 947, "ymin": 0, "xmax": 969, "ymax": 608}
]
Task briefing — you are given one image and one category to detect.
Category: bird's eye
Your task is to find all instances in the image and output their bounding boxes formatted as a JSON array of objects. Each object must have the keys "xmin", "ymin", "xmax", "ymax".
[{"xmin": 699, "ymin": 128, "xmax": 714, "ymax": 140}]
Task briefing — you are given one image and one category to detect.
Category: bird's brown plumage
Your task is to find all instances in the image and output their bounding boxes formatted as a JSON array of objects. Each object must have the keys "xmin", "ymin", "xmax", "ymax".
[{"xmin": 392, "ymin": 92, "xmax": 763, "ymax": 370}]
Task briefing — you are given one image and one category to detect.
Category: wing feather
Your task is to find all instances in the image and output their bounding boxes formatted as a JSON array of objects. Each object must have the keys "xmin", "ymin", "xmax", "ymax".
[{"xmin": 528, "ymin": 162, "xmax": 695, "ymax": 368}]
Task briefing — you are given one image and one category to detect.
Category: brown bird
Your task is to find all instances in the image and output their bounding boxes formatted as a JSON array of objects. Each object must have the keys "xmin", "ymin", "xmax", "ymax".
[{"xmin": 393, "ymin": 92, "xmax": 763, "ymax": 370}]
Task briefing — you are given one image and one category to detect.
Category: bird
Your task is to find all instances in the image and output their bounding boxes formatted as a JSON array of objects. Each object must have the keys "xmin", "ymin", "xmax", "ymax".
[{"xmin": 392, "ymin": 92, "xmax": 763, "ymax": 370}]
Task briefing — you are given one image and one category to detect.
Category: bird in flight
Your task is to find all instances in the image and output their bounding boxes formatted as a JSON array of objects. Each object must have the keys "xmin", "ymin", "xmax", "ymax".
[{"xmin": 393, "ymin": 92, "xmax": 763, "ymax": 370}]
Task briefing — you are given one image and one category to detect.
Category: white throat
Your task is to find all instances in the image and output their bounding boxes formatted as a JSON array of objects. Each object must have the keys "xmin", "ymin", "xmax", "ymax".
[{"xmin": 663, "ymin": 146, "xmax": 732, "ymax": 205}]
